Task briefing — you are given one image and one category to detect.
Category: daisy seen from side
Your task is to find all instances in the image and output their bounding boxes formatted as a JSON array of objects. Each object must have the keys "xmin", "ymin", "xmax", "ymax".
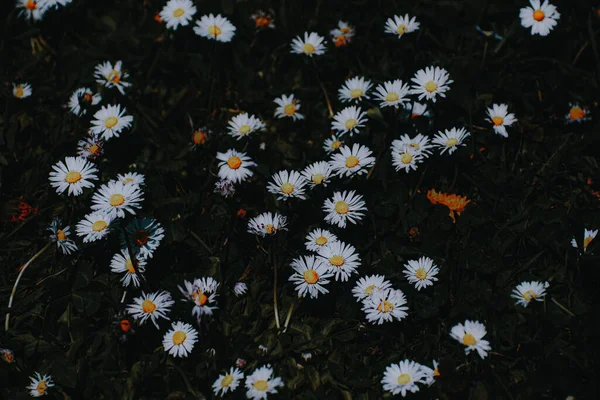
[
  {"xmin": 48, "ymin": 217, "xmax": 78, "ymax": 255},
  {"xmin": 395, "ymin": 133, "xmax": 433, "ymax": 156},
  {"xmin": 290, "ymin": 32, "xmax": 326, "ymax": 57},
  {"xmin": 330, "ymin": 20, "xmax": 355, "ymax": 47},
  {"xmin": 404, "ymin": 101, "xmax": 431, "ymax": 119},
  {"xmin": 194, "ymin": 14, "xmax": 236, "ymax": 42},
  {"xmin": 511, "ymin": 281, "xmax": 549, "ymax": 307},
  {"xmin": 17, "ymin": 0, "xmax": 48, "ymax": 21},
  {"xmin": 384, "ymin": 14, "xmax": 420, "ymax": 38},
  {"xmin": 247, "ymin": 212, "xmax": 288, "ymax": 237},
  {"xmin": 12, "ymin": 82, "xmax": 32, "ymax": 99},
  {"xmin": 115, "ymin": 172, "xmax": 145, "ymax": 186},
  {"xmin": 432, "ymin": 127, "xmax": 470, "ymax": 155}
]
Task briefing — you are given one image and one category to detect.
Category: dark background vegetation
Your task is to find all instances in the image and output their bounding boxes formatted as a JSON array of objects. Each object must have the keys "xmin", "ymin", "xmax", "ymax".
[{"xmin": 1, "ymin": 0, "xmax": 600, "ymax": 398}]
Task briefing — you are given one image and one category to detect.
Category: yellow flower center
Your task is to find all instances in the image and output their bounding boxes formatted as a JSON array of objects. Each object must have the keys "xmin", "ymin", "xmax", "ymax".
[
  {"xmin": 396, "ymin": 24, "xmax": 408, "ymax": 35},
  {"xmin": 329, "ymin": 255, "xmax": 345, "ymax": 267},
  {"xmin": 108, "ymin": 70, "xmax": 120, "ymax": 83},
  {"xmin": 434, "ymin": 367, "xmax": 440, "ymax": 377},
  {"xmin": 56, "ymin": 229, "xmax": 67, "ymax": 241},
  {"xmin": 312, "ymin": 173, "xmax": 325, "ymax": 185},
  {"xmin": 253, "ymin": 380, "xmax": 269, "ymax": 391},
  {"xmin": 110, "ymin": 193, "xmax": 125, "ymax": 207},
  {"xmin": 15, "ymin": 86, "xmax": 24, "ymax": 98},
  {"xmin": 492, "ymin": 116, "xmax": 504, "ymax": 126},
  {"xmin": 142, "ymin": 299, "xmax": 156, "ymax": 313},
  {"xmin": 172, "ymin": 8, "xmax": 185, "ymax": 17},
  {"xmin": 385, "ymin": 92, "xmax": 399, "ymax": 102},
  {"xmin": 522, "ymin": 290, "xmax": 537, "ymax": 302},
  {"xmin": 104, "ymin": 116, "xmax": 118, "ymax": 129},
  {"xmin": 533, "ymin": 9, "xmax": 545, "ymax": 21},
  {"xmin": 265, "ymin": 224, "xmax": 275, "ymax": 235},
  {"xmin": 345, "ymin": 155, "xmax": 359, "ymax": 168},
  {"xmin": 123, "ymin": 177, "xmax": 133, "ymax": 184},
  {"xmin": 365, "ymin": 285, "xmax": 376, "ymax": 295},
  {"xmin": 208, "ymin": 25, "xmax": 222, "ymax": 36},
  {"xmin": 584, "ymin": 236, "xmax": 594, "ymax": 248},
  {"xmin": 415, "ymin": 268, "xmax": 427, "ymax": 280},
  {"xmin": 221, "ymin": 374, "xmax": 234, "ymax": 387},
  {"xmin": 446, "ymin": 138, "xmax": 459, "ymax": 147},
  {"xmin": 344, "ymin": 118, "xmax": 357, "ymax": 130},
  {"xmin": 192, "ymin": 130, "xmax": 207, "ymax": 144},
  {"xmin": 377, "ymin": 300, "xmax": 394, "ymax": 313},
  {"xmin": 401, "ymin": 153, "xmax": 413, "ymax": 164},
  {"xmin": 281, "ymin": 182, "xmax": 294, "ymax": 194},
  {"xmin": 36, "ymin": 381, "xmax": 47, "ymax": 395},
  {"xmin": 192, "ymin": 290, "xmax": 208, "ymax": 305},
  {"xmin": 570, "ymin": 107, "xmax": 585, "ymax": 120},
  {"xmin": 315, "ymin": 236, "xmax": 328, "ymax": 246},
  {"xmin": 172, "ymin": 330, "xmax": 187, "ymax": 345},
  {"xmin": 425, "ymin": 80, "xmax": 438, "ymax": 93},
  {"xmin": 462, "ymin": 333, "xmax": 477, "ymax": 346},
  {"xmin": 89, "ymin": 144, "xmax": 100, "ymax": 155},
  {"xmin": 341, "ymin": 27, "xmax": 350, "ymax": 34},
  {"xmin": 125, "ymin": 258, "xmax": 136, "ymax": 273},
  {"xmin": 238, "ymin": 124, "xmax": 251, "ymax": 135},
  {"xmin": 331, "ymin": 140, "xmax": 342, "ymax": 150},
  {"xmin": 283, "ymin": 103, "xmax": 296, "ymax": 115},
  {"xmin": 350, "ymin": 88, "xmax": 363, "ymax": 98},
  {"xmin": 335, "ymin": 201, "xmax": 349, "ymax": 214},
  {"xmin": 26, "ymin": 0, "xmax": 37, "ymax": 10},
  {"xmin": 303, "ymin": 43, "xmax": 315, "ymax": 54},
  {"xmin": 227, "ymin": 156, "xmax": 242, "ymax": 169},
  {"xmin": 91, "ymin": 220, "xmax": 107, "ymax": 232},
  {"xmin": 304, "ymin": 269, "xmax": 319, "ymax": 284},
  {"xmin": 397, "ymin": 373, "xmax": 411, "ymax": 385},
  {"xmin": 65, "ymin": 171, "xmax": 82, "ymax": 183}
]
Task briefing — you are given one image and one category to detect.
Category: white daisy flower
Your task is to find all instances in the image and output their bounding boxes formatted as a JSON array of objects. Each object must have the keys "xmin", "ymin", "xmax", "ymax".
[
  {"xmin": 213, "ymin": 367, "xmax": 244, "ymax": 396},
  {"xmin": 12, "ymin": 82, "xmax": 32, "ymax": 99},
  {"xmin": 486, "ymin": 103, "xmax": 517, "ymax": 138},
  {"xmin": 49, "ymin": 156, "xmax": 98, "ymax": 196},
  {"xmin": 432, "ymin": 127, "xmax": 470, "ymax": 155},
  {"xmin": 289, "ymin": 255, "xmax": 333, "ymax": 299},
  {"xmin": 266, "ymin": 170, "xmax": 308, "ymax": 200},
  {"xmin": 404, "ymin": 101, "xmax": 431, "ymax": 119},
  {"xmin": 391, "ymin": 143, "xmax": 424, "ymax": 173},
  {"xmin": 374, "ymin": 79, "xmax": 411, "ymax": 108},
  {"xmin": 75, "ymin": 212, "xmax": 115, "ymax": 243},
  {"xmin": 43, "ymin": 0, "xmax": 73, "ymax": 9},
  {"xmin": 26, "ymin": 372, "xmax": 54, "ymax": 397},
  {"xmin": 91, "ymin": 181, "xmax": 143, "ymax": 219},
  {"xmin": 403, "ymin": 257, "xmax": 439, "ymax": 291},
  {"xmin": 216, "ymin": 149, "xmax": 257, "ymax": 184},
  {"xmin": 16, "ymin": 0, "xmax": 48, "ymax": 21},
  {"xmin": 247, "ymin": 212, "xmax": 288, "ymax": 237},
  {"xmin": 323, "ymin": 135, "xmax": 344, "ymax": 153},
  {"xmin": 565, "ymin": 103, "xmax": 591, "ymax": 123},
  {"xmin": 178, "ymin": 277, "xmax": 219, "ymax": 318},
  {"xmin": 290, "ymin": 32, "xmax": 326, "ymax": 57},
  {"xmin": 410, "ymin": 66, "xmax": 453, "ymax": 102},
  {"xmin": 302, "ymin": 161, "xmax": 334, "ymax": 188},
  {"xmin": 227, "ymin": 112, "xmax": 266, "ymax": 139},
  {"xmin": 331, "ymin": 106, "xmax": 367, "ymax": 136},
  {"xmin": 90, "ymin": 104, "xmax": 134, "ymax": 140},
  {"xmin": 127, "ymin": 290, "xmax": 174, "ymax": 329},
  {"xmin": 94, "ymin": 61, "xmax": 131, "ymax": 94},
  {"xmin": 330, "ymin": 21, "xmax": 355, "ymax": 47},
  {"xmin": 520, "ymin": 0, "xmax": 560, "ymax": 36},
  {"xmin": 245, "ymin": 365, "xmax": 284, "ymax": 400},
  {"xmin": 193, "ymin": 13, "xmax": 236, "ymax": 42},
  {"xmin": 68, "ymin": 87, "xmax": 101, "ymax": 116},
  {"xmin": 329, "ymin": 143, "xmax": 376, "ymax": 178},
  {"xmin": 274, "ymin": 94, "xmax": 304, "ymax": 120},
  {"xmin": 121, "ymin": 218, "xmax": 165, "ymax": 259},
  {"xmin": 162, "ymin": 321, "xmax": 199, "ymax": 357},
  {"xmin": 115, "ymin": 172, "xmax": 145, "ymax": 186},
  {"xmin": 338, "ymin": 76, "xmax": 372, "ymax": 103},
  {"xmin": 511, "ymin": 281, "xmax": 549, "ymax": 307},
  {"xmin": 384, "ymin": 14, "xmax": 420, "ymax": 38},
  {"xmin": 450, "ymin": 320, "xmax": 492, "ymax": 359},
  {"xmin": 363, "ymin": 288, "xmax": 409, "ymax": 325},
  {"xmin": 571, "ymin": 228, "xmax": 598, "ymax": 252},
  {"xmin": 109, "ymin": 248, "xmax": 147, "ymax": 287},
  {"xmin": 305, "ymin": 228, "xmax": 338, "ymax": 252},
  {"xmin": 48, "ymin": 218, "xmax": 78, "ymax": 255},
  {"xmin": 233, "ymin": 282, "xmax": 248, "ymax": 296},
  {"xmin": 419, "ymin": 360, "xmax": 440, "ymax": 386},
  {"xmin": 316, "ymin": 240, "xmax": 361, "ymax": 282},
  {"xmin": 394, "ymin": 133, "xmax": 433, "ymax": 155},
  {"xmin": 159, "ymin": 0, "xmax": 196, "ymax": 30},
  {"xmin": 323, "ymin": 190, "xmax": 367, "ymax": 228},
  {"xmin": 381, "ymin": 360, "xmax": 427, "ymax": 397},
  {"xmin": 77, "ymin": 134, "xmax": 104, "ymax": 160},
  {"xmin": 352, "ymin": 274, "xmax": 392, "ymax": 302}
]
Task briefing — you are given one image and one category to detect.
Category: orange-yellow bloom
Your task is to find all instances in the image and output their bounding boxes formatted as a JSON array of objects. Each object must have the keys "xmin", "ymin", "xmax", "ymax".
[{"xmin": 427, "ymin": 189, "xmax": 471, "ymax": 223}]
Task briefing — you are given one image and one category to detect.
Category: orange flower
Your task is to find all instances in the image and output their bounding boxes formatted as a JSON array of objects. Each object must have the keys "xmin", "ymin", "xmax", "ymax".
[
  {"xmin": 8, "ymin": 197, "xmax": 38, "ymax": 223},
  {"xmin": 408, "ymin": 227, "xmax": 420, "ymax": 238},
  {"xmin": 236, "ymin": 209, "xmax": 247, "ymax": 218},
  {"xmin": 334, "ymin": 35, "xmax": 348, "ymax": 47},
  {"xmin": 427, "ymin": 189, "xmax": 471, "ymax": 223},
  {"xmin": 154, "ymin": 12, "xmax": 163, "ymax": 23}
]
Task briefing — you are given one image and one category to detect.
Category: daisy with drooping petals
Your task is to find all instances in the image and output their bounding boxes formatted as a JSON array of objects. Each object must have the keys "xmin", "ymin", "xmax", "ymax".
[
  {"xmin": 330, "ymin": 21, "xmax": 355, "ymax": 47},
  {"xmin": 363, "ymin": 288, "xmax": 408, "ymax": 325},
  {"xmin": 110, "ymin": 248, "xmax": 146, "ymax": 287},
  {"xmin": 247, "ymin": 212, "xmax": 288, "ymax": 237},
  {"xmin": 245, "ymin": 365, "xmax": 284, "ymax": 400},
  {"xmin": 194, "ymin": 14, "xmax": 236, "ymax": 42},
  {"xmin": 331, "ymin": 106, "xmax": 367, "ymax": 136},
  {"xmin": 291, "ymin": 32, "xmax": 326, "ymax": 57},
  {"xmin": 127, "ymin": 290, "xmax": 174, "ymax": 328},
  {"xmin": 302, "ymin": 161, "xmax": 334, "ymax": 188},
  {"xmin": 179, "ymin": 277, "xmax": 219, "ymax": 318},
  {"xmin": 91, "ymin": 181, "xmax": 143, "ymax": 219},
  {"xmin": 90, "ymin": 104, "xmax": 134, "ymax": 140},
  {"xmin": 159, "ymin": 0, "xmax": 196, "ymax": 30},
  {"xmin": 48, "ymin": 218, "xmax": 78, "ymax": 255},
  {"xmin": 49, "ymin": 156, "xmax": 98, "ymax": 196},
  {"xmin": 391, "ymin": 143, "xmax": 424, "ymax": 173},
  {"xmin": 374, "ymin": 79, "xmax": 410, "ymax": 109},
  {"xmin": 163, "ymin": 321, "xmax": 198, "ymax": 357},
  {"xmin": 323, "ymin": 135, "xmax": 344, "ymax": 153},
  {"xmin": 274, "ymin": 94, "xmax": 304, "ymax": 120},
  {"xmin": 511, "ymin": 281, "xmax": 549, "ymax": 307},
  {"xmin": 94, "ymin": 61, "xmax": 131, "ymax": 94},
  {"xmin": 338, "ymin": 76, "xmax": 372, "ymax": 103},
  {"xmin": 216, "ymin": 149, "xmax": 257, "ymax": 184},
  {"xmin": 12, "ymin": 82, "xmax": 32, "ymax": 99},
  {"xmin": 381, "ymin": 360, "xmax": 428, "ymax": 397},
  {"xmin": 450, "ymin": 320, "xmax": 492, "ymax": 359},
  {"xmin": 289, "ymin": 255, "xmax": 333, "ymax": 299},
  {"xmin": 121, "ymin": 217, "xmax": 165, "ymax": 259},
  {"xmin": 410, "ymin": 66, "xmax": 453, "ymax": 102},
  {"xmin": 403, "ymin": 257, "xmax": 439, "ymax": 290},
  {"xmin": 267, "ymin": 170, "xmax": 308, "ymax": 200},
  {"xmin": 233, "ymin": 282, "xmax": 248, "ymax": 296},
  {"xmin": 227, "ymin": 113, "xmax": 265, "ymax": 139},
  {"xmin": 384, "ymin": 14, "xmax": 420, "ymax": 38},
  {"xmin": 26, "ymin": 372, "xmax": 54, "ymax": 397},
  {"xmin": 571, "ymin": 228, "xmax": 598, "ymax": 253},
  {"xmin": 68, "ymin": 87, "xmax": 101, "ymax": 116},
  {"xmin": 77, "ymin": 134, "xmax": 104, "ymax": 160},
  {"xmin": 317, "ymin": 241, "xmax": 361, "ymax": 282},
  {"xmin": 404, "ymin": 101, "xmax": 431, "ymax": 119},
  {"xmin": 251, "ymin": 10, "xmax": 275, "ymax": 30},
  {"xmin": 329, "ymin": 143, "xmax": 375, "ymax": 178},
  {"xmin": 520, "ymin": 0, "xmax": 560, "ymax": 36},
  {"xmin": 352, "ymin": 274, "xmax": 392, "ymax": 302},
  {"xmin": 323, "ymin": 190, "xmax": 367, "ymax": 228},
  {"xmin": 487, "ymin": 103, "xmax": 517, "ymax": 138},
  {"xmin": 213, "ymin": 367, "xmax": 244, "ymax": 396},
  {"xmin": 565, "ymin": 103, "xmax": 590, "ymax": 123},
  {"xmin": 432, "ymin": 127, "xmax": 470, "ymax": 155},
  {"xmin": 76, "ymin": 212, "xmax": 115, "ymax": 243},
  {"xmin": 395, "ymin": 133, "xmax": 433, "ymax": 155},
  {"xmin": 115, "ymin": 172, "xmax": 145, "ymax": 186},
  {"xmin": 305, "ymin": 228, "xmax": 338, "ymax": 252}
]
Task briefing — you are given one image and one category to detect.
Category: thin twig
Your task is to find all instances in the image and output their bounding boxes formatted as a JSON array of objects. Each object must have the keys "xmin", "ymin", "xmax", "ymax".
[
  {"xmin": 190, "ymin": 231, "xmax": 213, "ymax": 254},
  {"xmin": 551, "ymin": 298, "xmax": 576, "ymax": 317},
  {"xmin": 312, "ymin": 59, "xmax": 334, "ymax": 118},
  {"xmin": 282, "ymin": 300, "xmax": 296, "ymax": 333}
]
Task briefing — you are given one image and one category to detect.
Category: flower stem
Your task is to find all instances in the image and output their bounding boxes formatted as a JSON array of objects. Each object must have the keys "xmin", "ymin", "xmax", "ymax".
[
  {"xmin": 311, "ymin": 59, "xmax": 334, "ymax": 118},
  {"xmin": 282, "ymin": 300, "xmax": 295, "ymax": 333},
  {"xmin": 273, "ymin": 254, "xmax": 281, "ymax": 331}
]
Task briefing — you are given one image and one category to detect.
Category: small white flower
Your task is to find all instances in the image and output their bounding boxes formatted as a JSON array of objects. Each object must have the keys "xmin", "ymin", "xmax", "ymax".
[
  {"xmin": 90, "ymin": 104, "xmax": 134, "ymax": 140},
  {"xmin": 77, "ymin": 134, "xmax": 104, "ymax": 160},
  {"xmin": 520, "ymin": 0, "xmax": 560, "ymax": 36},
  {"xmin": 391, "ymin": 143, "xmax": 424, "ymax": 173},
  {"xmin": 329, "ymin": 143, "xmax": 375, "ymax": 178},
  {"xmin": 49, "ymin": 156, "xmax": 98, "ymax": 196},
  {"xmin": 245, "ymin": 365, "xmax": 284, "ymax": 400},
  {"xmin": 410, "ymin": 66, "xmax": 453, "ymax": 102},
  {"xmin": 115, "ymin": 172, "xmax": 145, "ymax": 186},
  {"xmin": 305, "ymin": 228, "xmax": 338, "ymax": 252},
  {"xmin": 511, "ymin": 281, "xmax": 549, "ymax": 307},
  {"xmin": 216, "ymin": 149, "xmax": 257, "ymax": 184},
  {"xmin": 178, "ymin": 277, "xmax": 219, "ymax": 318},
  {"xmin": 301, "ymin": 352, "xmax": 312, "ymax": 361},
  {"xmin": 573, "ymin": 228, "xmax": 598, "ymax": 252},
  {"xmin": 330, "ymin": 20, "xmax": 355, "ymax": 47},
  {"xmin": 76, "ymin": 212, "xmax": 115, "ymax": 243},
  {"xmin": 110, "ymin": 248, "xmax": 147, "ymax": 287},
  {"xmin": 266, "ymin": 170, "xmax": 308, "ymax": 200},
  {"xmin": 323, "ymin": 135, "xmax": 344, "ymax": 153},
  {"xmin": 450, "ymin": 320, "xmax": 492, "ymax": 359},
  {"xmin": 394, "ymin": 133, "xmax": 433, "ymax": 156},
  {"xmin": 302, "ymin": 161, "xmax": 334, "ymax": 188},
  {"xmin": 127, "ymin": 290, "xmax": 174, "ymax": 329},
  {"xmin": 233, "ymin": 282, "xmax": 248, "ymax": 296},
  {"xmin": 374, "ymin": 79, "xmax": 410, "ymax": 108},
  {"xmin": 68, "ymin": 87, "xmax": 101, "ymax": 116},
  {"xmin": 404, "ymin": 101, "xmax": 431, "ymax": 119},
  {"xmin": 227, "ymin": 112, "xmax": 266, "ymax": 139},
  {"xmin": 432, "ymin": 127, "xmax": 470, "ymax": 155},
  {"xmin": 323, "ymin": 190, "xmax": 367, "ymax": 228},
  {"xmin": 274, "ymin": 94, "xmax": 304, "ymax": 120},
  {"xmin": 213, "ymin": 367, "xmax": 244, "ymax": 396},
  {"xmin": 363, "ymin": 288, "xmax": 408, "ymax": 325},
  {"xmin": 94, "ymin": 61, "xmax": 131, "ymax": 94},
  {"xmin": 352, "ymin": 274, "xmax": 392, "ymax": 302},
  {"xmin": 338, "ymin": 76, "xmax": 372, "ymax": 103},
  {"xmin": 402, "ymin": 257, "xmax": 439, "ymax": 290},
  {"xmin": 48, "ymin": 218, "xmax": 78, "ymax": 255},
  {"xmin": 331, "ymin": 106, "xmax": 367, "ymax": 136},
  {"xmin": 419, "ymin": 360, "xmax": 440, "ymax": 386},
  {"xmin": 486, "ymin": 103, "xmax": 517, "ymax": 138},
  {"xmin": 12, "ymin": 82, "xmax": 32, "ymax": 99},
  {"xmin": 290, "ymin": 32, "xmax": 326, "ymax": 57},
  {"xmin": 91, "ymin": 181, "xmax": 144, "ymax": 219},
  {"xmin": 159, "ymin": 0, "xmax": 196, "ymax": 30},
  {"xmin": 194, "ymin": 13, "xmax": 236, "ymax": 42},
  {"xmin": 247, "ymin": 212, "xmax": 288, "ymax": 237},
  {"xmin": 26, "ymin": 372, "xmax": 55, "ymax": 397},
  {"xmin": 162, "ymin": 321, "xmax": 199, "ymax": 357},
  {"xmin": 289, "ymin": 255, "xmax": 333, "ymax": 299},
  {"xmin": 316, "ymin": 240, "xmax": 361, "ymax": 282},
  {"xmin": 381, "ymin": 360, "xmax": 428, "ymax": 397},
  {"xmin": 384, "ymin": 14, "xmax": 420, "ymax": 38}
]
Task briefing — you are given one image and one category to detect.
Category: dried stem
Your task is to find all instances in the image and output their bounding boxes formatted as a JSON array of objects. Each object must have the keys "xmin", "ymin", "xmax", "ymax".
[
  {"xmin": 282, "ymin": 300, "xmax": 295, "ymax": 333},
  {"xmin": 273, "ymin": 253, "xmax": 281, "ymax": 331}
]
